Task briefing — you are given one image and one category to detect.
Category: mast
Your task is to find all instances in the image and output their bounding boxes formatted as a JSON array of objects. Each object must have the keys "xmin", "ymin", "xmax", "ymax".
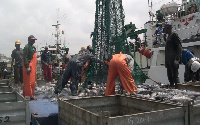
[
  {"xmin": 148, "ymin": 0, "xmax": 154, "ymax": 21},
  {"xmin": 52, "ymin": 21, "xmax": 61, "ymax": 55}
]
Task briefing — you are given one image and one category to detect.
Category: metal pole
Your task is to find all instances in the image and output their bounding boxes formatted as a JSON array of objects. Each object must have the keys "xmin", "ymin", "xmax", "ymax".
[{"xmin": 52, "ymin": 21, "xmax": 60, "ymax": 55}]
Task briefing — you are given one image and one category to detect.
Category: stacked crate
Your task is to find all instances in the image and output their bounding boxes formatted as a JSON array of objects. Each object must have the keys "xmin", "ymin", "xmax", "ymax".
[{"xmin": 0, "ymin": 79, "xmax": 29, "ymax": 125}]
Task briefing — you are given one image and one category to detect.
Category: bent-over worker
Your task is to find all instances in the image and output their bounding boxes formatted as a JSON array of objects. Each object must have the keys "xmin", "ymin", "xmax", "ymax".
[
  {"xmin": 55, "ymin": 45, "xmax": 107, "ymax": 96},
  {"xmin": 105, "ymin": 52, "xmax": 137, "ymax": 96},
  {"xmin": 182, "ymin": 49, "xmax": 200, "ymax": 82}
]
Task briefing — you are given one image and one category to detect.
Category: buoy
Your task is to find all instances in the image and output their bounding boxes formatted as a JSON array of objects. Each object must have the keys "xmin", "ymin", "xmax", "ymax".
[{"xmin": 139, "ymin": 46, "xmax": 152, "ymax": 59}]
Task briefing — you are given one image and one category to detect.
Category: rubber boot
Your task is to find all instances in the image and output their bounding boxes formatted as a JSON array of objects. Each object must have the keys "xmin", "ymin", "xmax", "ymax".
[
  {"xmin": 170, "ymin": 82, "xmax": 175, "ymax": 89},
  {"xmin": 71, "ymin": 90, "xmax": 77, "ymax": 96}
]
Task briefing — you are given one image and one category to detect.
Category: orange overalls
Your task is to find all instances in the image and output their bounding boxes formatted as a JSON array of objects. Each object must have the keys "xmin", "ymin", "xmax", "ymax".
[
  {"xmin": 23, "ymin": 53, "xmax": 37, "ymax": 99},
  {"xmin": 105, "ymin": 52, "xmax": 137, "ymax": 96}
]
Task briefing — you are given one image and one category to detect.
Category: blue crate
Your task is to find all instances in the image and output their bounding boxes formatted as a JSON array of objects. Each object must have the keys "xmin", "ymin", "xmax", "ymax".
[{"xmin": 29, "ymin": 99, "xmax": 58, "ymax": 125}]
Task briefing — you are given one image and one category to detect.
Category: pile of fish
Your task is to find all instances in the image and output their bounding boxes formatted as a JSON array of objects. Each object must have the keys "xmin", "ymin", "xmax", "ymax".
[
  {"xmin": 136, "ymin": 84, "xmax": 200, "ymax": 105},
  {"xmin": 12, "ymin": 80, "xmax": 200, "ymax": 105},
  {"xmin": 34, "ymin": 82, "xmax": 57, "ymax": 101}
]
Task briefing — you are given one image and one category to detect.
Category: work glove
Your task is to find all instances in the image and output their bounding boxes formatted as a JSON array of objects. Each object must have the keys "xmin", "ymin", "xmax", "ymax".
[
  {"xmin": 174, "ymin": 60, "xmax": 179, "ymax": 68},
  {"xmin": 27, "ymin": 67, "xmax": 31, "ymax": 74},
  {"xmin": 104, "ymin": 61, "xmax": 109, "ymax": 65}
]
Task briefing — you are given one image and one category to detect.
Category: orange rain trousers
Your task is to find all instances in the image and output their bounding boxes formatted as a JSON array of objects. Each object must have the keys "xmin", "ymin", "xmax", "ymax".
[
  {"xmin": 105, "ymin": 53, "xmax": 137, "ymax": 96},
  {"xmin": 23, "ymin": 53, "xmax": 37, "ymax": 99}
]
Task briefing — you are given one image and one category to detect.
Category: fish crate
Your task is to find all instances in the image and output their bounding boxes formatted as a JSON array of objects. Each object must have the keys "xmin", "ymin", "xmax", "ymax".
[
  {"xmin": 58, "ymin": 95, "xmax": 189, "ymax": 125},
  {"xmin": 0, "ymin": 79, "xmax": 30, "ymax": 125},
  {"xmin": 188, "ymin": 101, "xmax": 200, "ymax": 125}
]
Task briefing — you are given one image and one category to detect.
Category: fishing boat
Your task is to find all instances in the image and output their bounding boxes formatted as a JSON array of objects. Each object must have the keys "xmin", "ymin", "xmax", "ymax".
[{"xmin": 134, "ymin": 0, "xmax": 200, "ymax": 84}]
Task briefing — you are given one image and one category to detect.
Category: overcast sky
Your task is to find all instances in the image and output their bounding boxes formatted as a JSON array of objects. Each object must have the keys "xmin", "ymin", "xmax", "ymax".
[{"xmin": 0, "ymin": 0, "xmax": 177, "ymax": 57}]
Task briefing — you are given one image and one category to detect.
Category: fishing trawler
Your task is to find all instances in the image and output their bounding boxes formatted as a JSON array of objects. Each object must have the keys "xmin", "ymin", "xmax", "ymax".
[
  {"xmin": 134, "ymin": 0, "xmax": 200, "ymax": 84},
  {"xmin": 38, "ymin": 20, "xmax": 67, "ymax": 80}
]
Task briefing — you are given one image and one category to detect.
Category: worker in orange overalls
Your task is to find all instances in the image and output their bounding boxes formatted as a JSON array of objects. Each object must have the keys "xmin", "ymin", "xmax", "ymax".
[
  {"xmin": 23, "ymin": 35, "xmax": 37, "ymax": 100},
  {"xmin": 105, "ymin": 52, "xmax": 137, "ymax": 96}
]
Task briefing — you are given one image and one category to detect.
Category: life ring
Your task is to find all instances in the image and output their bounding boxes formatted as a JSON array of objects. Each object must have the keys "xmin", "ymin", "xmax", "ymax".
[{"xmin": 187, "ymin": 4, "xmax": 196, "ymax": 15}]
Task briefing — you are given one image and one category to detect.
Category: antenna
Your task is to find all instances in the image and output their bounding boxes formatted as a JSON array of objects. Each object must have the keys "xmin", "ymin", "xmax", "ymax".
[
  {"xmin": 52, "ymin": 21, "xmax": 61, "ymax": 55},
  {"xmin": 148, "ymin": 0, "xmax": 154, "ymax": 21},
  {"xmin": 57, "ymin": 8, "xmax": 60, "ymax": 22}
]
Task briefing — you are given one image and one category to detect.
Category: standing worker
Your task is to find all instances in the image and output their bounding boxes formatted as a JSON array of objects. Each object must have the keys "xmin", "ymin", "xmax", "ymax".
[
  {"xmin": 11, "ymin": 40, "xmax": 23, "ymax": 91},
  {"xmin": 164, "ymin": 24, "xmax": 182, "ymax": 88},
  {"xmin": 182, "ymin": 49, "xmax": 200, "ymax": 82},
  {"xmin": 54, "ymin": 45, "xmax": 106, "ymax": 96},
  {"xmin": 41, "ymin": 46, "xmax": 53, "ymax": 83},
  {"xmin": 62, "ymin": 46, "xmax": 71, "ymax": 69},
  {"xmin": 23, "ymin": 35, "xmax": 37, "ymax": 100},
  {"xmin": 105, "ymin": 52, "xmax": 137, "ymax": 96}
]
